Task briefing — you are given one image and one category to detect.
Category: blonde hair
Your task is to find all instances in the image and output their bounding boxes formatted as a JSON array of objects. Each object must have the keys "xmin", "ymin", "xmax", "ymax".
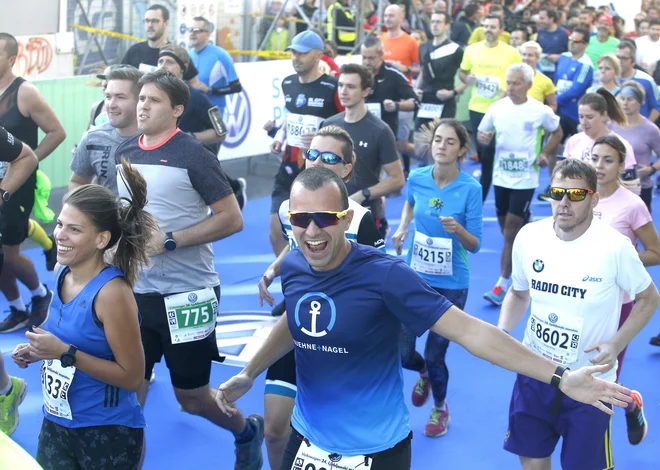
[
  {"xmin": 520, "ymin": 40, "xmax": 542, "ymax": 57},
  {"xmin": 597, "ymin": 53, "xmax": 621, "ymax": 76}
]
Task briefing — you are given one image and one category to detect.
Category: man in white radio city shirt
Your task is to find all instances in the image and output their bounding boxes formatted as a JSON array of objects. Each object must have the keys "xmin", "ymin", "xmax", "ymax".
[{"xmin": 497, "ymin": 158, "xmax": 658, "ymax": 470}]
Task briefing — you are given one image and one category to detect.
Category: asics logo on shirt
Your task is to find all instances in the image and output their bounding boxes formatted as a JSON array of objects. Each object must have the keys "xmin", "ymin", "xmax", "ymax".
[
  {"xmin": 294, "ymin": 292, "xmax": 337, "ymax": 338},
  {"xmin": 582, "ymin": 275, "xmax": 602, "ymax": 282}
]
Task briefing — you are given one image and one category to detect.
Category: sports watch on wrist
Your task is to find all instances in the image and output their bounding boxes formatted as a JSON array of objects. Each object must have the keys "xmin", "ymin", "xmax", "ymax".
[
  {"xmin": 61, "ymin": 345, "xmax": 78, "ymax": 368},
  {"xmin": 551, "ymin": 365, "xmax": 569, "ymax": 388},
  {"xmin": 0, "ymin": 188, "xmax": 10, "ymax": 203},
  {"xmin": 164, "ymin": 232, "xmax": 177, "ymax": 251},
  {"xmin": 361, "ymin": 188, "xmax": 371, "ymax": 202}
]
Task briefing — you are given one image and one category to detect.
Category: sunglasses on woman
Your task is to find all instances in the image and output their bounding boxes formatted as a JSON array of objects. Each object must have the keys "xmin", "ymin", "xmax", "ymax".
[
  {"xmin": 304, "ymin": 149, "xmax": 348, "ymax": 165},
  {"xmin": 549, "ymin": 187, "xmax": 594, "ymax": 201},
  {"xmin": 288, "ymin": 210, "xmax": 349, "ymax": 228}
]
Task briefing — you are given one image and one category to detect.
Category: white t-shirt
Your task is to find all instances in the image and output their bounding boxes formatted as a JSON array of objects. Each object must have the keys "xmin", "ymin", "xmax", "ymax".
[
  {"xmin": 478, "ymin": 97, "xmax": 560, "ymax": 190},
  {"xmin": 512, "ymin": 217, "xmax": 652, "ymax": 382},
  {"xmin": 635, "ymin": 35, "xmax": 660, "ymax": 69}
]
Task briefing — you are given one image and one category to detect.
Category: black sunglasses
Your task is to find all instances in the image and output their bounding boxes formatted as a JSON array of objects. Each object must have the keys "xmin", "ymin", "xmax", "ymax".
[
  {"xmin": 287, "ymin": 210, "xmax": 349, "ymax": 229},
  {"xmin": 304, "ymin": 149, "xmax": 347, "ymax": 165},
  {"xmin": 549, "ymin": 187, "xmax": 594, "ymax": 202}
]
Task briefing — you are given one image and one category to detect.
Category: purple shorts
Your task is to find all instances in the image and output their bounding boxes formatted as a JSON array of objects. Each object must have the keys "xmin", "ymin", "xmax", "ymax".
[{"xmin": 503, "ymin": 374, "xmax": 613, "ymax": 470}]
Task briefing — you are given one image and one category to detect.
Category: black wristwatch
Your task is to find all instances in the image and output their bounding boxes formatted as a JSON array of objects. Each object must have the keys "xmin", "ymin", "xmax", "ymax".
[
  {"xmin": 551, "ymin": 365, "xmax": 569, "ymax": 388},
  {"xmin": 164, "ymin": 232, "xmax": 177, "ymax": 251},
  {"xmin": 61, "ymin": 345, "xmax": 78, "ymax": 368},
  {"xmin": 0, "ymin": 188, "xmax": 10, "ymax": 203},
  {"xmin": 361, "ymin": 188, "xmax": 371, "ymax": 202}
]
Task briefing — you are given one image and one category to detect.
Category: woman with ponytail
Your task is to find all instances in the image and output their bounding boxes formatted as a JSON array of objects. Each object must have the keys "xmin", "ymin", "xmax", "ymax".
[
  {"xmin": 588, "ymin": 135, "xmax": 660, "ymax": 446},
  {"xmin": 12, "ymin": 159, "xmax": 157, "ymax": 470},
  {"xmin": 563, "ymin": 88, "xmax": 641, "ymax": 194}
]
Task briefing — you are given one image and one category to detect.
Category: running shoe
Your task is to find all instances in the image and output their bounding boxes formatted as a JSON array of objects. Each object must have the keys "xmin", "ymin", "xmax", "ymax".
[
  {"xmin": 26, "ymin": 286, "xmax": 52, "ymax": 329},
  {"xmin": 425, "ymin": 405, "xmax": 450, "ymax": 437},
  {"xmin": 0, "ymin": 307, "xmax": 29, "ymax": 333},
  {"xmin": 484, "ymin": 286, "xmax": 507, "ymax": 306},
  {"xmin": 537, "ymin": 186, "xmax": 552, "ymax": 202},
  {"xmin": 411, "ymin": 375, "xmax": 431, "ymax": 407},
  {"xmin": 235, "ymin": 414, "xmax": 264, "ymax": 470},
  {"xmin": 626, "ymin": 390, "xmax": 647, "ymax": 445},
  {"xmin": 235, "ymin": 177, "xmax": 248, "ymax": 211},
  {"xmin": 650, "ymin": 334, "xmax": 660, "ymax": 346},
  {"xmin": 44, "ymin": 234, "xmax": 57, "ymax": 271},
  {"xmin": 0, "ymin": 377, "xmax": 28, "ymax": 436}
]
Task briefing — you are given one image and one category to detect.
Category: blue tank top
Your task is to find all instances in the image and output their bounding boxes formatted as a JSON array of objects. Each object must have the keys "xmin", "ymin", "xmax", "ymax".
[{"xmin": 43, "ymin": 265, "xmax": 145, "ymax": 429}]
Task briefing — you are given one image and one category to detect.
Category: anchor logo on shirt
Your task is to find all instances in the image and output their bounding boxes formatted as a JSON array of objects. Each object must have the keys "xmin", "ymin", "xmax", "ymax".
[{"xmin": 294, "ymin": 292, "xmax": 337, "ymax": 338}]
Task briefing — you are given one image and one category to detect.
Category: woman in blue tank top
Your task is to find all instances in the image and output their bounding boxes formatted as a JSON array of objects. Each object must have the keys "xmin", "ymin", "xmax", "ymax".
[
  {"xmin": 392, "ymin": 119, "xmax": 483, "ymax": 438},
  {"xmin": 12, "ymin": 160, "xmax": 157, "ymax": 470}
]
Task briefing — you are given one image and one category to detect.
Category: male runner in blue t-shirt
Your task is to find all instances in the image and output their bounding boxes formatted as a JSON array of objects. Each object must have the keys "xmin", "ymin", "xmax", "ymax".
[{"xmin": 216, "ymin": 167, "xmax": 632, "ymax": 469}]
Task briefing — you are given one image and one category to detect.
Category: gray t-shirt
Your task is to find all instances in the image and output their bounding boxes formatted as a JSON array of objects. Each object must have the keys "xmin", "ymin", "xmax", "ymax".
[
  {"xmin": 115, "ymin": 130, "xmax": 233, "ymax": 295},
  {"xmin": 321, "ymin": 111, "xmax": 399, "ymax": 219},
  {"xmin": 70, "ymin": 123, "xmax": 134, "ymax": 195}
]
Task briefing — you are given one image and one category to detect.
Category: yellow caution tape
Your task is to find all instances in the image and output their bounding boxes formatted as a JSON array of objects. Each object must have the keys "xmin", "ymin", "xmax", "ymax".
[
  {"xmin": 226, "ymin": 49, "xmax": 291, "ymax": 59},
  {"xmin": 69, "ymin": 24, "xmax": 291, "ymax": 60},
  {"xmin": 69, "ymin": 24, "xmax": 143, "ymax": 42}
]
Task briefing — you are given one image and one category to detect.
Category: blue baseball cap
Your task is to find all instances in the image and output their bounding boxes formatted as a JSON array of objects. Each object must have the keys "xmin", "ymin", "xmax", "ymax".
[{"xmin": 286, "ymin": 30, "xmax": 324, "ymax": 53}]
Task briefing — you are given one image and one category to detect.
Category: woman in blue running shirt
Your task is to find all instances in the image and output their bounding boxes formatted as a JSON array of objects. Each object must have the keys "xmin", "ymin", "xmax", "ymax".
[
  {"xmin": 392, "ymin": 119, "xmax": 483, "ymax": 438},
  {"xmin": 12, "ymin": 160, "xmax": 157, "ymax": 470}
]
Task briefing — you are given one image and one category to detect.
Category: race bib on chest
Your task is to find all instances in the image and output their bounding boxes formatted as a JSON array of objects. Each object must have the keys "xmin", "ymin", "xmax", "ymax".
[
  {"xmin": 475, "ymin": 75, "xmax": 500, "ymax": 100},
  {"xmin": 286, "ymin": 113, "xmax": 323, "ymax": 148},
  {"xmin": 529, "ymin": 312, "xmax": 583, "ymax": 365},
  {"xmin": 165, "ymin": 287, "xmax": 218, "ymax": 344},
  {"xmin": 366, "ymin": 102, "xmax": 382, "ymax": 119},
  {"xmin": 498, "ymin": 153, "xmax": 531, "ymax": 179},
  {"xmin": 293, "ymin": 440, "xmax": 371, "ymax": 470},
  {"xmin": 556, "ymin": 79, "xmax": 572, "ymax": 95},
  {"xmin": 411, "ymin": 232, "xmax": 452, "ymax": 276},
  {"xmin": 539, "ymin": 55, "xmax": 556, "ymax": 72},
  {"xmin": 417, "ymin": 103, "xmax": 444, "ymax": 119},
  {"xmin": 41, "ymin": 360, "xmax": 76, "ymax": 420}
]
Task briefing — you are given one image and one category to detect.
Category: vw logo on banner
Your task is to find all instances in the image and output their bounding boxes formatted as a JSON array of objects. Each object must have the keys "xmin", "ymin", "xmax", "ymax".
[{"xmin": 222, "ymin": 90, "xmax": 251, "ymax": 149}]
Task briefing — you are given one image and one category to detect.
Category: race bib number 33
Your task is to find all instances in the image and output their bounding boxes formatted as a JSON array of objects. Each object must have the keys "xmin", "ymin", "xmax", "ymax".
[
  {"xmin": 41, "ymin": 360, "xmax": 75, "ymax": 420},
  {"xmin": 165, "ymin": 288, "xmax": 218, "ymax": 344}
]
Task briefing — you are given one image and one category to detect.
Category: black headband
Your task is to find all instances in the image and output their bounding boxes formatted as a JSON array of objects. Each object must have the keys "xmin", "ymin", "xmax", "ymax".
[{"xmin": 159, "ymin": 51, "xmax": 187, "ymax": 74}]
